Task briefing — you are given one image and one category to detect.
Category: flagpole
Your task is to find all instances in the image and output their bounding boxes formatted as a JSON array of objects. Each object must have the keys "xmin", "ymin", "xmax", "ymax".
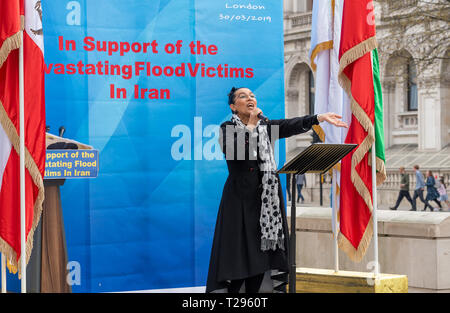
[
  {"xmin": 1, "ymin": 254, "xmax": 6, "ymax": 293},
  {"xmin": 371, "ymin": 142, "xmax": 379, "ymax": 277},
  {"xmin": 332, "ymin": 170, "xmax": 339, "ymax": 272},
  {"xmin": 19, "ymin": 27, "xmax": 27, "ymax": 293}
]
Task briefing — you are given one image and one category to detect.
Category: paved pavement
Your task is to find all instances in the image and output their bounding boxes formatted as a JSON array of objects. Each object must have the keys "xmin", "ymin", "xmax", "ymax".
[{"xmin": 285, "ymin": 200, "xmax": 450, "ymax": 212}]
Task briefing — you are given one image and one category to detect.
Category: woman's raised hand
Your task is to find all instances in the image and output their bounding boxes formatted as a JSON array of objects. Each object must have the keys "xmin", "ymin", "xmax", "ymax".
[
  {"xmin": 247, "ymin": 108, "xmax": 263, "ymax": 130},
  {"xmin": 317, "ymin": 112, "xmax": 349, "ymax": 128}
]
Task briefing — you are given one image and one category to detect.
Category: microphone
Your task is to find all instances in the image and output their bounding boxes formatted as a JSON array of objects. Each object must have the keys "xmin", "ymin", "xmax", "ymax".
[
  {"xmin": 59, "ymin": 126, "xmax": 65, "ymax": 137},
  {"xmin": 257, "ymin": 113, "xmax": 269, "ymax": 122}
]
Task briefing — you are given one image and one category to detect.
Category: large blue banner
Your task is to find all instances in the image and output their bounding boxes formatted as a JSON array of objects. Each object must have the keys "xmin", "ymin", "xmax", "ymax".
[{"xmin": 38, "ymin": 0, "xmax": 285, "ymax": 292}]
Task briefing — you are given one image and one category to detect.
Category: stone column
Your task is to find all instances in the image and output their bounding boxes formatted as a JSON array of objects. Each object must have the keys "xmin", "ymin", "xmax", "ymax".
[
  {"xmin": 439, "ymin": 59, "xmax": 450, "ymax": 148},
  {"xmin": 418, "ymin": 75, "xmax": 441, "ymax": 151},
  {"xmin": 382, "ymin": 79, "xmax": 395, "ymax": 148}
]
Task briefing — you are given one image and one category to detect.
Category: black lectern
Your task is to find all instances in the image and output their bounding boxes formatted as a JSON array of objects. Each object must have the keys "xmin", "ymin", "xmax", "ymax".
[{"xmin": 277, "ymin": 143, "xmax": 357, "ymax": 293}]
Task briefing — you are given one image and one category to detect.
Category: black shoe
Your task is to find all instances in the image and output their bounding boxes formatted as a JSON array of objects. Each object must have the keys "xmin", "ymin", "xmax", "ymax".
[
  {"xmin": 409, "ymin": 208, "xmax": 416, "ymax": 211},
  {"xmin": 390, "ymin": 207, "xmax": 397, "ymax": 210}
]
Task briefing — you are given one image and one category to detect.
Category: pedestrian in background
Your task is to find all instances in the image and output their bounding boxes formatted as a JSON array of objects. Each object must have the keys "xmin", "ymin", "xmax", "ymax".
[
  {"xmin": 412, "ymin": 165, "xmax": 428, "ymax": 211},
  {"xmin": 424, "ymin": 170, "xmax": 442, "ymax": 211},
  {"xmin": 296, "ymin": 173, "xmax": 306, "ymax": 203},
  {"xmin": 390, "ymin": 166, "xmax": 415, "ymax": 211},
  {"xmin": 437, "ymin": 176, "xmax": 449, "ymax": 210},
  {"xmin": 286, "ymin": 173, "xmax": 291, "ymax": 202}
]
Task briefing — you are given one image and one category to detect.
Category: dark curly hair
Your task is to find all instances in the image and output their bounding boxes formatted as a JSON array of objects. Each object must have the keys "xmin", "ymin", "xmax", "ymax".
[{"xmin": 227, "ymin": 86, "xmax": 245, "ymax": 106}]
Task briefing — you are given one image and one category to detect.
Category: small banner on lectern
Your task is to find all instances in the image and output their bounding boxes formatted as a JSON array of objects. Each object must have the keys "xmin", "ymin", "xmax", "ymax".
[{"xmin": 44, "ymin": 149, "xmax": 99, "ymax": 179}]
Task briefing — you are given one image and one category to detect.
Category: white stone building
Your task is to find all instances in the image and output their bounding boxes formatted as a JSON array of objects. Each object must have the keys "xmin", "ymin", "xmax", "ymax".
[{"xmin": 283, "ymin": 0, "xmax": 450, "ymax": 208}]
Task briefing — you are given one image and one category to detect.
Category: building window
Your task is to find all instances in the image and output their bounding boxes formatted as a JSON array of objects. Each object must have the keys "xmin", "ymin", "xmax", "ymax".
[
  {"xmin": 290, "ymin": 0, "xmax": 313, "ymax": 13},
  {"xmin": 308, "ymin": 70, "xmax": 315, "ymax": 115},
  {"xmin": 407, "ymin": 59, "xmax": 418, "ymax": 111},
  {"xmin": 284, "ymin": 0, "xmax": 292, "ymax": 12},
  {"xmin": 293, "ymin": 0, "xmax": 299, "ymax": 13}
]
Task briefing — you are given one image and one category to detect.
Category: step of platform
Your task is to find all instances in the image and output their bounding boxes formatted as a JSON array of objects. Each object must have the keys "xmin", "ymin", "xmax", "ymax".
[{"xmin": 292, "ymin": 267, "xmax": 408, "ymax": 293}]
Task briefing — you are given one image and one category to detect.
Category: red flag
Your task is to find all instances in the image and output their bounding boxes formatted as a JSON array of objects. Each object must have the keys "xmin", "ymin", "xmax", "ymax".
[
  {"xmin": 0, "ymin": 0, "xmax": 46, "ymax": 276},
  {"xmin": 337, "ymin": 0, "xmax": 379, "ymax": 262}
]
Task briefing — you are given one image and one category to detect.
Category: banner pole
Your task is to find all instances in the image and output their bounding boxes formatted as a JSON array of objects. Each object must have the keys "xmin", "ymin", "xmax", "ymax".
[
  {"xmin": 1, "ymin": 254, "xmax": 6, "ymax": 293},
  {"xmin": 289, "ymin": 174, "xmax": 297, "ymax": 293},
  {"xmin": 19, "ymin": 28, "xmax": 27, "ymax": 293},
  {"xmin": 332, "ymin": 170, "xmax": 339, "ymax": 272},
  {"xmin": 371, "ymin": 142, "xmax": 379, "ymax": 277}
]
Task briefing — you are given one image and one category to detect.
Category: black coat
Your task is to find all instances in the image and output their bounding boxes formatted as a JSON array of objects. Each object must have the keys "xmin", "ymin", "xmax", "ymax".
[
  {"xmin": 425, "ymin": 176, "xmax": 440, "ymax": 201},
  {"xmin": 206, "ymin": 115, "xmax": 319, "ymax": 293}
]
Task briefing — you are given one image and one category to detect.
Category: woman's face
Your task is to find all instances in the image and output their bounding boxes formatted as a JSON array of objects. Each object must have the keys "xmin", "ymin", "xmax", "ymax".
[{"xmin": 229, "ymin": 88, "xmax": 257, "ymax": 117}]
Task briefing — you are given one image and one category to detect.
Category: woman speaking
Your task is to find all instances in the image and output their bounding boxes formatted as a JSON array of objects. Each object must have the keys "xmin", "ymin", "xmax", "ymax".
[{"xmin": 206, "ymin": 87, "xmax": 348, "ymax": 293}]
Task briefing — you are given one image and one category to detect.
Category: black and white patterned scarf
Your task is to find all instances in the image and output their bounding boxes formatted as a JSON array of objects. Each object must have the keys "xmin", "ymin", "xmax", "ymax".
[{"xmin": 231, "ymin": 114, "xmax": 285, "ymax": 251}]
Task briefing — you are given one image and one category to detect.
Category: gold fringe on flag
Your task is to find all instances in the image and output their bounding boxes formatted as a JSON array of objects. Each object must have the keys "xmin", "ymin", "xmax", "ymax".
[
  {"xmin": 336, "ymin": 36, "xmax": 380, "ymax": 262},
  {"xmin": 0, "ymin": 16, "xmax": 24, "ymax": 68},
  {"xmin": 310, "ymin": 41, "xmax": 333, "ymax": 72},
  {"xmin": 0, "ymin": 29, "xmax": 23, "ymax": 275},
  {"xmin": 0, "ymin": 31, "xmax": 22, "ymax": 68},
  {"xmin": 7, "ymin": 259, "xmax": 18, "ymax": 275},
  {"xmin": 368, "ymin": 152, "xmax": 387, "ymax": 186},
  {"xmin": 312, "ymin": 124, "xmax": 325, "ymax": 143},
  {"xmin": 0, "ymin": 9, "xmax": 45, "ymax": 279},
  {"xmin": 338, "ymin": 216, "xmax": 374, "ymax": 263},
  {"xmin": 0, "ymin": 89, "xmax": 45, "ymax": 278}
]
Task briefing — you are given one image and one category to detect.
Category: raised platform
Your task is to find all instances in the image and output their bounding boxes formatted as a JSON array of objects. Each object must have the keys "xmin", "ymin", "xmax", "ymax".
[
  {"xmin": 295, "ymin": 268, "xmax": 408, "ymax": 293},
  {"xmin": 288, "ymin": 207, "xmax": 450, "ymax": 292}
]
